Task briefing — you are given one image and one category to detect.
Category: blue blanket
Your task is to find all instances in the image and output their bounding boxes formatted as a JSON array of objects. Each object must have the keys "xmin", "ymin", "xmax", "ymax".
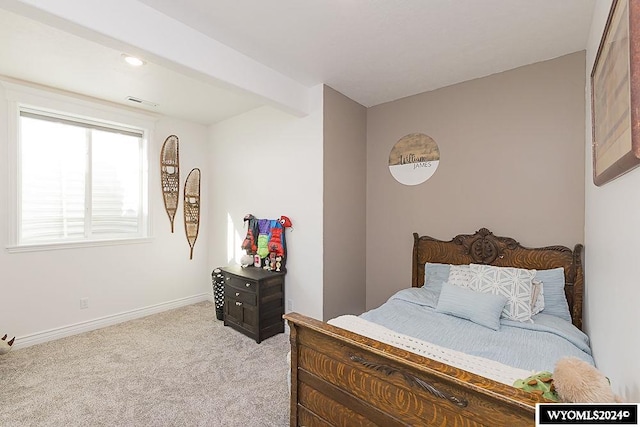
[{"xmin": 360, "ymin": 287, "xmax": 594, "ymax": 373}]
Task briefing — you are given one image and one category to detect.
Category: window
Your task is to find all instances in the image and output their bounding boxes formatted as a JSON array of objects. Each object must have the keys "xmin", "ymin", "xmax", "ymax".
[{"xmin": 16, "ymin": 108, "xmax": 149, "ymax": 247}]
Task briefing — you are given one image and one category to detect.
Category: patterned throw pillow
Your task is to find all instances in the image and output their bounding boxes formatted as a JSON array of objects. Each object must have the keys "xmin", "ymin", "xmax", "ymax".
[
  {"xmin": 468, "ymin": 264, "xmax": 536, "ymax": 322},
  {"xmin": 447, "ymin": 264, "xmax": 474, "ymax": 288}
]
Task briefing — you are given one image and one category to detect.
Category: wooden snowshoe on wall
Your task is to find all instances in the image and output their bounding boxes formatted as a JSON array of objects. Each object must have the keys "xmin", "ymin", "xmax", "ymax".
[
  {"xmin": 161, "ymin": 135, "xmax": 180, "ymax": 232},
  {"xmin": 184, "ymin": 168, "xmax": 201, "ymax": 259}
]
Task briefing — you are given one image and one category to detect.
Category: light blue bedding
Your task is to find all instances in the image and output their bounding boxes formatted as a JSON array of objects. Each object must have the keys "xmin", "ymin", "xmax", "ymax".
[{"xmin": 359, "ymin": 287, "xmax": 594, "ymax": 373}]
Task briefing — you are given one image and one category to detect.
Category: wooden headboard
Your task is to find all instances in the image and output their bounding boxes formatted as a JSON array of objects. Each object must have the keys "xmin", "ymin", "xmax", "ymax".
[{"xmin": 411, "ymin": 228, "xmax": 584, "ymax": 331}]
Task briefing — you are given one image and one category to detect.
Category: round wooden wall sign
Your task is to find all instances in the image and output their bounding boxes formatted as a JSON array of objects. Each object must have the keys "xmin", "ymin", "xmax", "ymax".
[{"xmin": 388, "ymin": 133, "xmax": 440, "ymax": 185}]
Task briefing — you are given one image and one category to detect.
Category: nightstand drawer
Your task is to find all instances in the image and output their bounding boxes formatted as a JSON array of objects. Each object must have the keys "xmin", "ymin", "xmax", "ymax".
[
  {"xmin": 225, "ymin": 287, "xmax": 256, "ymax": 306},
  {"xmin": 225, "ymin": 275, "xmax": 257, "ymax": 292}
]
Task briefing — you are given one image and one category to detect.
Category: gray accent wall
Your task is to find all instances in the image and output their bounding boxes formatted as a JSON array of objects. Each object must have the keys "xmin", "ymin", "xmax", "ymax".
[
  {"xmin": 323, "ymin": 86, "xmax": 367, "ymax": 320},
  {"xmin": 365, "ymin": 52, "xmax": 586, "ymax": 310}
]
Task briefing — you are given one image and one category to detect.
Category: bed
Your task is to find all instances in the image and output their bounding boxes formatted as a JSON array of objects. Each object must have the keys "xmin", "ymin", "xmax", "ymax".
[{"xmin": 283, "ymin": 227, "xmax": 589, "ymax": 426}]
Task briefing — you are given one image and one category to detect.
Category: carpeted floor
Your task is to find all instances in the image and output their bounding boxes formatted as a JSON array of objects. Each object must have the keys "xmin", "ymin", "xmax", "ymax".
[{"xmin": 0, "ymin": 301, "xmax": 290, "ymax": 426}]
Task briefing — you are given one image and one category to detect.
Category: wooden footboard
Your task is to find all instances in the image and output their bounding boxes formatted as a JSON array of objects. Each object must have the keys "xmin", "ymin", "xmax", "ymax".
[{"xmin": 285, "ymin": 312, "xmax": 547, "ymax": 427}]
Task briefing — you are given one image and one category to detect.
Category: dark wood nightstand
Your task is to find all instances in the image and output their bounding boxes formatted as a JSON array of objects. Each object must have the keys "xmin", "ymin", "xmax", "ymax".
[{"xmin": 220, "ymin": 265, "xmax": 285, "ymax": 343}]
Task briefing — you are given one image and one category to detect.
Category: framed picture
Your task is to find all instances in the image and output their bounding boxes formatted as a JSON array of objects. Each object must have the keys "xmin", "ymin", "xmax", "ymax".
[{"xmin": 591, "ymin": 0, "xmax": 640, "ymax": 186}]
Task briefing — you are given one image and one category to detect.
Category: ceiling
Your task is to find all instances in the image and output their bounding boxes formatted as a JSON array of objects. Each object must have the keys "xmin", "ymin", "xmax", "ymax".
[
  {"xmin": 0, "ymin": 0, "xmax": 597, "ymax": 125},
  {"xmin": 0, "ymin": 7, "xmax": 263, "ymax": 124}
]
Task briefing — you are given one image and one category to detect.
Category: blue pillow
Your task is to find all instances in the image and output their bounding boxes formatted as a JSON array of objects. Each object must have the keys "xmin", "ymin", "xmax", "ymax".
[
  {"xmin": 424, "ymin": 262, "xmax": 451, "ymax": 292},
  {"xmin": 534, "ymin": 267, "xmax": 571, "ymax": 322},
  {"xmin": 435, "ymin": 282, "xmax": 507, "ymax": 330}
]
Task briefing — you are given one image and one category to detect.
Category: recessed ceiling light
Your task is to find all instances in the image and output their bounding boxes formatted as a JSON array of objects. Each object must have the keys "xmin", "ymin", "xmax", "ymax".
[{"xmin": 122, "ymin": 54, "xmax": 145, "ymax": 67}]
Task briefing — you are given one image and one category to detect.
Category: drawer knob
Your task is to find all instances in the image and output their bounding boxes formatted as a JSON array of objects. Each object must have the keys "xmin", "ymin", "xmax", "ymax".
[
  {"xmin": 235, "ymin": 292, "xmax": 240, "ymax": 297},
  {"xmin": 236, "ymin": 301, "xmax": 243, "ymax": 306},
  {"xmin": 245, "ymin": 283, "xmax": 251, "ymax": 287}
]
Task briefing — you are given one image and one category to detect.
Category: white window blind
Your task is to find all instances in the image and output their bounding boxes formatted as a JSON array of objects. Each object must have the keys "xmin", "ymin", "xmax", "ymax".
[{"xmin": 18, "ymin": 109, "xmax": 148, "ymax": 245}]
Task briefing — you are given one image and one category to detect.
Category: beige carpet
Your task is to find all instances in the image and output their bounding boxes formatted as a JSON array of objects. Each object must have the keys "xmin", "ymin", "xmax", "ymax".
[{"xmin": 0, "ymin": 301, "xmax": 289, "ymax": 426}]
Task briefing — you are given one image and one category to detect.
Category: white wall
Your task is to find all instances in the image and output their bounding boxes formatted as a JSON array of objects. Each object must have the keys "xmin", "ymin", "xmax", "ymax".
[
  {"xmin": 208, "ymin": 85, "xmax": 324, "ymax": 320},
  {"xmin": 0, "ymin": 83, "xmax": 212, "ymax": 348},
  {"xmin": 584, "ymin": 0, "xmax": 640, "ymax": 401}
]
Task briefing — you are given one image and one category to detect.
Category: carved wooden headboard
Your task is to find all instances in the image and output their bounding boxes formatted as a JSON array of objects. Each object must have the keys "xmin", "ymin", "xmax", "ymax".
[{"xmin": 411, "ymin": 228, "xmax": 584, "ymax": 330}]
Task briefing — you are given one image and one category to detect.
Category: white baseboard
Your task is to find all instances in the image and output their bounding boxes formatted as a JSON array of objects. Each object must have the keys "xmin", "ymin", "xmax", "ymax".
[{"xmin": 13, "ymin": 293, "xmax": 214, "ymax": 350}]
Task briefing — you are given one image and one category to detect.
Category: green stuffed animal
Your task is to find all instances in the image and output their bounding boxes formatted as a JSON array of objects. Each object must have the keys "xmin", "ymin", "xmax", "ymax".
[{"xmin": 513, "ymin": 371, "xmax": 559, "ymax": 401}]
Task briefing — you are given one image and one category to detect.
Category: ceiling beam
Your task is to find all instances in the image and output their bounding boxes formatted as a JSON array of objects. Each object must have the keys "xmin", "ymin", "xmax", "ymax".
[{"xmin": 1, "ymin": 0, "xmax": 310, "ymax": 116}]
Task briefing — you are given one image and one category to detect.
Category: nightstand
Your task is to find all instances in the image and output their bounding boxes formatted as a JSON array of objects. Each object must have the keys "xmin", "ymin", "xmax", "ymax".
[{"xmin": 220, "ymin": 265, "xmax": 285, "ymax": 343}]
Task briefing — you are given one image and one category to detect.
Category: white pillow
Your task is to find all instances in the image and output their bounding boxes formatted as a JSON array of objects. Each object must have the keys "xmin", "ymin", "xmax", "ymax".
[
  {"xmin": 447, "ymin": 264, "xmax": 473, "ymax": 288},
  {"xmin": 531, "ymin": 280, "xmax": 545, "ymax": 315},
  {"xmin": 468, "ymin": 264, "xmax": 536, "ymax": 322}
]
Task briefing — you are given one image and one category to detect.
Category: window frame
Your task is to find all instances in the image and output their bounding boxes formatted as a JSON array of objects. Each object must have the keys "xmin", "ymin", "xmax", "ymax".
[{"xmin": 3, "ymin": 79, "xmax": 156, "ymax": 252}]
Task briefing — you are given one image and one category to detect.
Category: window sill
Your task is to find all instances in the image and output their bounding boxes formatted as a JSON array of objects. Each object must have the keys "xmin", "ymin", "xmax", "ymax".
[{"xmin": 6, "ymin": 237, "xmax": 155, "ymax": 253}]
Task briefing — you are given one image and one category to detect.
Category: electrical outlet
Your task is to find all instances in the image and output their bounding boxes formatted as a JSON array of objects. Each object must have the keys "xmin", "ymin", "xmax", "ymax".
[
  {"xmin": 287, "ymin": 299, "xmax": 293, "ymax": 312},
  {"xmin": 80, "ymin": 297, "xmax": 89, "ymax": 309}
]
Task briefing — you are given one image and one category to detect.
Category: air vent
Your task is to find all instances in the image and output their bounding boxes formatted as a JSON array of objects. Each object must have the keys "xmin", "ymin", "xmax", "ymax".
[{"xmin": 126, "ymin": 96, "xmax": 158, "ymax": 107}]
